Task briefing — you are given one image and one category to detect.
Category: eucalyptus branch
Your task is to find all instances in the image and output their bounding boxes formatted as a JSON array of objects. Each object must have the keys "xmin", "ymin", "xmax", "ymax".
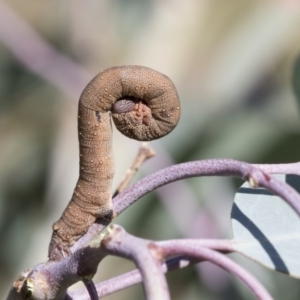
[
  {"xmin": 112, "ymin": 159, "xmax": 300, "ymax": 216},
  {"xmin": 7, "ymin": 158, "xmax": 300, "ymax": 300},
  {"xmin": 159, "ymin": 242, "xmax": 273, "ymax": 300},
  {"xmin": 7, "ymin": 229, "xmax": 235, "ymax": 300},
  {"xmin": 7, "ymin": 244, "xmax": 107, "ymax": 300},
  {"xmin": 101, "ymin": 226, "xmax": 272, "ymax": 300},
  {"xmin": 7, "ymin": 220, "xmax": 276, "ymax": 300},
  {"xmin": 63, "ymin": 256, "xmax": 197, "ymax": 300},
  {"xmin": 68, "ymin": 241, "xmax": 232, "ymax": 300},
  {"xmin": 72, "ymin": 159, "xmax": 300, "ymax": 253},
  {"xmin": 71, "ymin": 227, "xmax": 271, "ymax": 300}
]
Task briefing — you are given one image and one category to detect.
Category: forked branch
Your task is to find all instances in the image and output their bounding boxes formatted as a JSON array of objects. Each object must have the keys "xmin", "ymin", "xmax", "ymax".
[{"xmin": 7, "ymin": 158, "xmax": 300, "ymax": 300}]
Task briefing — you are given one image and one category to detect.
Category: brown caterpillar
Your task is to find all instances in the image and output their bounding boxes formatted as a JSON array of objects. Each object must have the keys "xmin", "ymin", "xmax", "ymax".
[{"xmin": 48, "ymin": 65, "xmax": 180, "ymax": 261}]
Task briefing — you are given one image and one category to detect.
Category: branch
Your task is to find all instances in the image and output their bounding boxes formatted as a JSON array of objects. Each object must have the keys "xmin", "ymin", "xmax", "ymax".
[
  {"xmin": 8, "ymin": 158, "xmax": 300, "ymax": 299},
  {"xmin": 101, "ymin": 227, "xmax": 272, "ymax": 300},
  {"xmin": 112, "ymin": 159, "xmax": 300, "ymax": 217},
  {"xmin": 159, "ymin": 241, "xmax": 273, "ymax": 300},
  {"xmin": 100, "ymin": 225, "xmax": 170, "ymax": 300},
  {"xmin": 7, "ymin": 219, "xmax": 273, "ymax": 300},
  {"xmin": 72, "ymin": 159, "xmax": 300, "ymax": 253},
  {"xmin": 69, "ymin": 240, "xmax": 233, "ymax": 299},
  {"xmin": 7, "ymin": 245, "xmax": 107, "ymax": 300},
  {"xmin": 71, "ymin": 227, "xmax": 271, "ymax": 300}
]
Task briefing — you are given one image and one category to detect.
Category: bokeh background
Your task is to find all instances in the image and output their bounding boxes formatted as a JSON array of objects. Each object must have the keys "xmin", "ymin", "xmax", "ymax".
[{"xmin": 1, "ymin": 0, "xmax": 300, "ymax": 299}]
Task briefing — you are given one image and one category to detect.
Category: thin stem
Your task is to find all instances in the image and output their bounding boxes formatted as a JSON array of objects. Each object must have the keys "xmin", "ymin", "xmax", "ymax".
[
  {"xmin": 113, "ymin": 142, "xmax": 155, "ymax": 197},
  {"xmin": 82, "ymin": 278, "xmax": 98, "ymax": 300},
  {"xmin": 67, "ymin": 256, "xmax": 196, "ymax": 300},
  {"xmin": 160, "ymin": 244, "xmax": 273, "ymax": 300},
  {"xmin": 69, "ymin": 235, "xmax": 270, "ymax": 300},
  {"xmin": 68, "ymin": 239, "xmax": 234, "ymax": 299}
]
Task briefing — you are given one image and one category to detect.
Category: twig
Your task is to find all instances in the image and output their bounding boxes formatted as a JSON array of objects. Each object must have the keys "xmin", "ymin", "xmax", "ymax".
[
  {"xmin": 68, "ymin": 240, "xmax": 233, "ymax": 300},
  {"xmin": 82, "ymin": 278, "xmax": 98, "ymax": 300},
  {"xmin": 71, "ymin": 228, "xmax": 271, "ymax": 300},
  {"xmin": 160, "ymin": 242, "xmax": 273, "ymax": 300},
  {"xmin": 68, "ymin": 256, "xmax": 197, "ymax": 300},
  {"xmin": 113, "ymin": 142, "xmax": 156, "ymax": 197}
]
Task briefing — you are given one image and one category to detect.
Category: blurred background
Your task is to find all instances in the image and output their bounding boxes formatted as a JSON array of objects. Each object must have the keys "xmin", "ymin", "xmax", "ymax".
[{"xmin": 1, "ymin": 0, "xmax": 300, "ymax": 299}]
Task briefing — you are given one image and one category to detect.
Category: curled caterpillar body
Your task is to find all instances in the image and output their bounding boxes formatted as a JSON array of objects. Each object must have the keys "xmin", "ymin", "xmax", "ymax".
[{"xmin": 48, "ymin": 66, "xmax": 180, "ymax": 261}]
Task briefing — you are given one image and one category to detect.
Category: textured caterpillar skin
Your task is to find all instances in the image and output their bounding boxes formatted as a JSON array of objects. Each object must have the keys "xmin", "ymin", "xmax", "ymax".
[{"xmin": 48, "ymin": 66, "xmax": 180, "ymax": 261}]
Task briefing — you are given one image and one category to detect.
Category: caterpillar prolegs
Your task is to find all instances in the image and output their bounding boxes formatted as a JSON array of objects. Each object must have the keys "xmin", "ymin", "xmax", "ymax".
[{"xmin": 48, "ymin": 66, "xmax": 181, "ymax": 261}]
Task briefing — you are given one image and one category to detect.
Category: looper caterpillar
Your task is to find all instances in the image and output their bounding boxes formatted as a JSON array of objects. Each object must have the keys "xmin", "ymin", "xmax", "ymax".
[{"xmin": 49, "ymin": 65, "xmax": 180, "ymax": 261}]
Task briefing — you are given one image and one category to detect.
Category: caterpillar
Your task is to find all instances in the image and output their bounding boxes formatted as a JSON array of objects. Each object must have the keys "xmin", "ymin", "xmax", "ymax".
[{"xmin": 48, "ymin": 65, "xmax": 181, "ymax": 261}]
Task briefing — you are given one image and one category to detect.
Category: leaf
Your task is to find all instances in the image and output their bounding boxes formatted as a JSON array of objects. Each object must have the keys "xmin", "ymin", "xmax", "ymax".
[{"xmin": 231, "ymin": 174, "xmax": 300, "ymax": 278}]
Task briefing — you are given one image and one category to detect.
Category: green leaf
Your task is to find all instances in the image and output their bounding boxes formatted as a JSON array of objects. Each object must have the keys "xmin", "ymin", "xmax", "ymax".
[{"xmin": 231, "ymin": 174, "xmax": 300, "ymax": 278}]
